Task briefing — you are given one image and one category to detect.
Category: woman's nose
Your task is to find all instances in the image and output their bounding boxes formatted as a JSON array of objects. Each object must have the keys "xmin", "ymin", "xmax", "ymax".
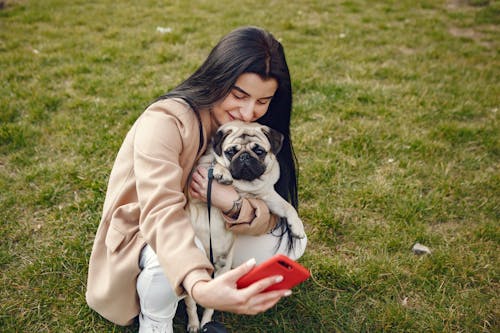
[{"xmin": 240, "ymin": 101, "xmax": 255, "ymax": 122}]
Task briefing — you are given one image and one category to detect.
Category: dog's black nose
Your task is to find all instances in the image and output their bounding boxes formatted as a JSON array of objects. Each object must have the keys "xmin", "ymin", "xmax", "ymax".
[{"xmin": 238, "ymin": 152, "xmax": 251, "ymax": 163}]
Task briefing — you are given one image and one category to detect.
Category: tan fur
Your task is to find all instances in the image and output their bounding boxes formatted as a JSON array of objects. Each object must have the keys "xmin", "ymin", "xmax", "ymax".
[{"xmin": 185, "ymin": 121, "xmax": 305, "ymax": 332}]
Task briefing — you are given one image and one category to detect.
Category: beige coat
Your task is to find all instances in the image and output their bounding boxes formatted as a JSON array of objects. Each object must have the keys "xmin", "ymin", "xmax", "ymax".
[{"xmin": 86, "ymin": 99, "xmax": 277, "ymax": 325}]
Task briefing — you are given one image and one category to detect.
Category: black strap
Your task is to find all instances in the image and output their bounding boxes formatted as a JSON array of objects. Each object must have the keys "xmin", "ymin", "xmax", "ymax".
[{"xmin": 206, "ymin": 166, "xmax": 215, "ymax": 279}]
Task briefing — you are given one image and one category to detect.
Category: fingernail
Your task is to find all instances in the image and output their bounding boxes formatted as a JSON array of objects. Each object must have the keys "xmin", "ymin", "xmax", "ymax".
[
  {"xmin": 284, "ymin": 290, "xmax": 292, "ymax": 296},
  {"xmin": 246, "ymin": 258, "xmax": 256, "ymax": 267},
  {"xmin": 275, "ymin": 275, "xmax": 284, "ymax": 283}
]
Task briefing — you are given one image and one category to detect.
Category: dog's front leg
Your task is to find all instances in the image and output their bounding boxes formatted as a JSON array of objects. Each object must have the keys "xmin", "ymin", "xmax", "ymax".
[
  {"xmin": 261, "ymin": 192, "xmax": 306, "ymax": 239},
  {"xmin": 212, "ymin": 163, "xmax": 233, "ymax": 185},
  {"xmin": 185, "ymin": 296, "xmax": 200, "ymax": 333}
]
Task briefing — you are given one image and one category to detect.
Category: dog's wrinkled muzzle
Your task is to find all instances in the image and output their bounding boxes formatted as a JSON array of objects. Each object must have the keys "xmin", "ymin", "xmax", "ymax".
[{"xmin": 230, "ymin": 153, "xmax": 266, "ymax": 181}]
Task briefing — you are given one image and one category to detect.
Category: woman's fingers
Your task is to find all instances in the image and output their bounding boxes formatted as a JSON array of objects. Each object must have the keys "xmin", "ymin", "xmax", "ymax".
[
  {"xmin": 245, "ymin": 291, "xmax": 289, "ymax": 314},
  {"xmin": 222, "ymin": 258, "xmax": 257, "ymax": 282},
  {"xmin": 188, "ymin": 186, "xmax": 199, "ymax": 199},
  {"xmin": 190, "ymin": 166, "xmax": 238, "ymax": 209},
  {"xmin": 217, "ymin": 258, "xmax": 291, "ymax": 312},
  {"xmin": 221, "ymin": 258, "xmax": 286, "ymax": 295},
  {"xmin": 196, "ymin": 166, "xmax": 208, "ymax": 178},
  {"xmin": 189, "ymin": 167, "xmax": 209, "ymax": 200},
  {"xmin": 239, "ymin": 274, "xmax": 286, "ymax": 297},
  {"xmin": 192, "ymin": 260, "xmax": 292, "ymax": 316},
  {"xmin": 232, "ymin": 287, "xmax": 291, "ymax": 315}
]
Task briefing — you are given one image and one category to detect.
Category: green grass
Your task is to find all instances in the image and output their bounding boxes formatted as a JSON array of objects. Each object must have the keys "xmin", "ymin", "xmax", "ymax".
[{"xmin": 1, "ymin": 0, "xmax": 498, "ymax": 332}]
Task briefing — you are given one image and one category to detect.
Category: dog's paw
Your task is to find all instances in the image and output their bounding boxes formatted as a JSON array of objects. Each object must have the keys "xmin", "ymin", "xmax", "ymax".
[
  {"xmin": 185, "ymin": 296, "xmax": 200, "ymax": 332},
  {"xmin": 214, "ymin": 256, "xmax": 227, "ymax": 271},
  {"xmin": 200, "ymin": 308, "xmax": 215, "ymax": 330},
  {"xmin": 213, "ymin": 164, "xmax": 233, "ymax": 185},
  {"xmin": 187, "ymin": 322, "xmax": 200, "ymax": 333},
  {"xmin": 287, "ymin": 217, "xmax": 306, "ymax": 239}
]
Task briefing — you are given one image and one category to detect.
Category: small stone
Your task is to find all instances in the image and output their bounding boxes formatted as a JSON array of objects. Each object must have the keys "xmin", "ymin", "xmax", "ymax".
[
  {"xmin": 412, "ymin": 242, "xmax": 431, "ymax": 255},
  {"xmin": 156, "ymin": 26, "xmax": 172, "ymax": 34}
]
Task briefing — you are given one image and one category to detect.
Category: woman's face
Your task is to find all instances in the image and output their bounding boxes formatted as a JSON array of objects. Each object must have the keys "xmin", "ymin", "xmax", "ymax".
[{"xmin": 211, "ymin": 73, "xmax": 278, "ymax": 126}]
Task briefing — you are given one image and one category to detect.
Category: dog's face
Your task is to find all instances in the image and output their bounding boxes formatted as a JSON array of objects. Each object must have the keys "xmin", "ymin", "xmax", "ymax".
[{"xmin": 212, "ymin": 121, "xmax": 283, "ymax": 181}]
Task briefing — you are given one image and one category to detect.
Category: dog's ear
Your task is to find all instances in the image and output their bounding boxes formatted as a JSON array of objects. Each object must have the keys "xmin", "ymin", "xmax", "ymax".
[
  {"xmin": 263, "ymin": 127, "xmax": 284, "ymax": 155},
  {"xmin": 213, "ymin": 128, "xmax": 233, "ymax": 156}
]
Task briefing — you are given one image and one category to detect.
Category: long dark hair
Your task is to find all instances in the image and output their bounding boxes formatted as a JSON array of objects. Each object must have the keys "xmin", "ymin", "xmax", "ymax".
[{"xmin": 159, "ymin": 26, "xmax": 299, "ymax": 249}]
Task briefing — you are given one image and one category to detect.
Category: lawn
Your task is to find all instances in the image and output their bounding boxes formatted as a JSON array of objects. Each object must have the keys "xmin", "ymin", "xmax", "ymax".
[{"xmin": 1, "ymin": 0, "xmax": 498, "ymax": 332}]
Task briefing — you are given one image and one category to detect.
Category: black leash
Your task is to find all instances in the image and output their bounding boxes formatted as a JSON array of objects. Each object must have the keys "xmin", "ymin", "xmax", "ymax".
[
  {"xmin": 203, "ymin": 166, "xmax": 234, "ymax": 333},
  {"xmin": 206, "ymin": 165, "xmax": 215, "ymax": 279}
]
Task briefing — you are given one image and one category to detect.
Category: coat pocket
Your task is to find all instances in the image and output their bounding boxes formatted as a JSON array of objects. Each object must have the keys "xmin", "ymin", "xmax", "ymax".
[
  {"xmin": 105, "ymin": 226, "xmax": 126, "ymax": 253},
  {"xmin": 104, "ymin": 202, "xmax": 141, "ymax": 253}
]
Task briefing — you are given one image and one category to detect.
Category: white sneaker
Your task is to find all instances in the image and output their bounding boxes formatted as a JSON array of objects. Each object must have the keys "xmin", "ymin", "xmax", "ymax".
[{"xmin": 138, "ymin": 313, "xmax": 174, "ymax": 333}]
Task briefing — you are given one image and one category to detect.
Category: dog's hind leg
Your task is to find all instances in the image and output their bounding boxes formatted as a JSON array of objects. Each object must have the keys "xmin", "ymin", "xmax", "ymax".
[
  {"xmin": 200, "ymin": 247, "xmax": 235, "ymax": 327},
  {"xmin": 200, "ymin": 307, "xmax": 215, "ymax": 328},
  {"xmin": 185, "ymin": 296, "xmax": 200, "ymax": 333}
]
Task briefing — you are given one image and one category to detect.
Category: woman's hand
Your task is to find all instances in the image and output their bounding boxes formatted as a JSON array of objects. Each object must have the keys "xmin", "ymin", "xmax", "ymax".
[
  {"xmin": 191, "ymin": 258, "xmax": 292, "ymax": 315},
  {"xmin": 189, "ymin": 166, "xmax": 239, "ymax": 212}
]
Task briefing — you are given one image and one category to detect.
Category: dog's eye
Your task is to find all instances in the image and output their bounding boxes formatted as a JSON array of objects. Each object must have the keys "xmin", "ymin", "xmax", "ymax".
[
  {"xmin": 252, "ymin": 146, "xmax": 266, "ymax": 156},
  {"xmin": 224, "ymin": 147, "xmax": 238, "ymax": 159}
]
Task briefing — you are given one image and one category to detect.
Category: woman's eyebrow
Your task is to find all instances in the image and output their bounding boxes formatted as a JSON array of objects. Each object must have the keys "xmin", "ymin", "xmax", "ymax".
[
  {"xmin": 233, "ymin": 85, "xmax": 274, "ymax": 100},
  {"xmin": 233, "ymin": 85, "xmax": 250, "ymax": 96}
]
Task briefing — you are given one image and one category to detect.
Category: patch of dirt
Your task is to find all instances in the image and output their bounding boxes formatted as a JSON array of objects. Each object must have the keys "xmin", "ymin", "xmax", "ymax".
[
  {"xmin": 447, "ymin": 0, "xmax": 490, "ymax": 9},
  {"xmin": 449, "ymin": 27, "xmax": 482, "ymax": 39},
  {"xmin": 448, "ymin": 26, "xmax": 494, "ymax": 48}
]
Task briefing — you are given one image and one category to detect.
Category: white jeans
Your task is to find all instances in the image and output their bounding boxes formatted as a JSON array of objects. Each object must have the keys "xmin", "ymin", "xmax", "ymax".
[{"xmin": 136, "ymin": 232, "xmax": 307, "ymax": 333}]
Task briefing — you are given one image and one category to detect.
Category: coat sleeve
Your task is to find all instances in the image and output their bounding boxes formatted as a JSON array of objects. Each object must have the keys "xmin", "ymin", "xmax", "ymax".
[
  {"xmin": 133, "ymin": 110, "xmax": 212, "ymax": 296},
  {"xmin": 223, "ymin": 198, "xmax": 279, "ymax": 235}
]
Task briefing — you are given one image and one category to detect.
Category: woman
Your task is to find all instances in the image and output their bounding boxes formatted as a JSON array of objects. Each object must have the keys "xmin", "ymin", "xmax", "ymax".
[{"xmin": 86, "ymin": 26, "xmax": 307, "ymax": 332}]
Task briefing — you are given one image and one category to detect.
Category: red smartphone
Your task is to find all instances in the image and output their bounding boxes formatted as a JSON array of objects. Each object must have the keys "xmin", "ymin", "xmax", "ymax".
[{"xmin": 236, "ymin": 254, "xmax": 310, "ymax": 292}]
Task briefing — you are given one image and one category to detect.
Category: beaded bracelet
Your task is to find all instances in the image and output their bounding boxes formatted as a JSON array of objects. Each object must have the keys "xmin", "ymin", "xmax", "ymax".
[{"xmin": 223, "ymin": 195, "xmax": 243, "ymax": 218}]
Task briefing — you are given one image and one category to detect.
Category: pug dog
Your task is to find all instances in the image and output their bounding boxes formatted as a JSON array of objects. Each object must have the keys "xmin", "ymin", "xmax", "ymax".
[{"xmin": 185, "ymin": 120, "xmax": 305, "ymax": 332}]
